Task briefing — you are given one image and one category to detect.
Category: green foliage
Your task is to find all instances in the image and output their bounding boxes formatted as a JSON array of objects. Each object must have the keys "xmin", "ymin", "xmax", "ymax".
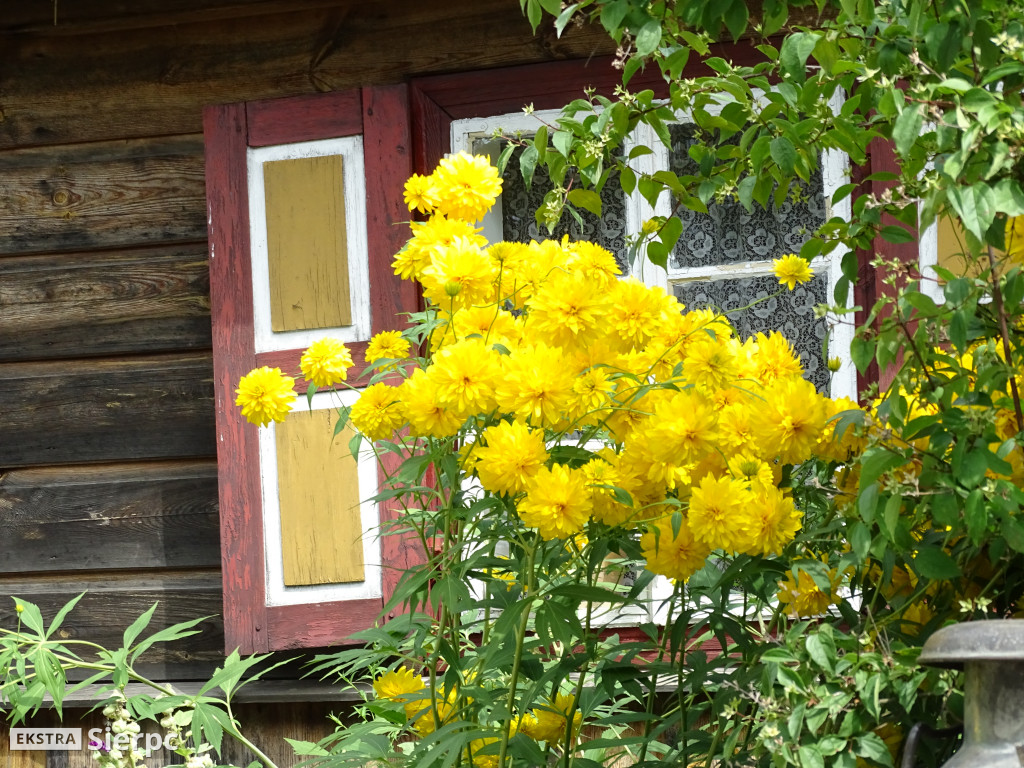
[
  {"xmin": 513, "ymin": 0, "xmax": 1024, "ymax": 765},
  {"xmin": 1, "ymin": 597, "xmax": 280, "ymax": 768}
]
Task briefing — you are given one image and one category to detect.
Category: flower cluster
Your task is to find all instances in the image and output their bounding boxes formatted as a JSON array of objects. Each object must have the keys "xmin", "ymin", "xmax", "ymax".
[
  {"xmin": 236, "ymin": 154, "xmax": 860, "ymax": 582},
  {"xmin": 235, "ymin": 154, "xmax": 862, "ymax": 752}
]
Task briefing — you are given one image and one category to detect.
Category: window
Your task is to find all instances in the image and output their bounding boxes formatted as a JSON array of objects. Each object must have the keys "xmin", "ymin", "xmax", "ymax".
[
  {"xmin": 204, "ymin": 86, "xmax": 419, "ymax": 654},
  {"xmin": 446, "ymin": 95, "xmax": 856, "ymax": 401},
  {"xmin": 205, "ymin": 56, "xmax": 919, "ymax": 652}
]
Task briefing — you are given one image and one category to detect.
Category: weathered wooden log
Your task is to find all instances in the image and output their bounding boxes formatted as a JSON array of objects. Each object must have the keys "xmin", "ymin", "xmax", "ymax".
[
  {"xmin": 0, "ymin": 135, "xmax": 206, "ymax": 256},
  {"xmin": 0, "ymin": 243, "xmax": 211, "ymax": 361},
  {"xmin": 0, "ymin": 0, "xmax": 612, "ymax": 148},
  {"xmin": 0, "ymin": 461, "xmax": 219, "ymax": 573},
  {"xmin": 0, "ymin": 353, "xmax": 216, "ymax": 467},
  {"xmin": 0, "ymin": 571, "xmax": 224, "ymax": 664}
]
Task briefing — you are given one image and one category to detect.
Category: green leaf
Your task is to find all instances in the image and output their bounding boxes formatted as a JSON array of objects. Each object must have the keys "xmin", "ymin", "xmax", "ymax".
[
  {"xmin": 949, "ymin": 310, "xmax": 968, "ymax": 353},
  {"xmin": 519, "ymin": 143, "xmax": 539, "ymax": 190},
  {"xmin": 553, "ymin": 3, "xmax": 580, "ymax": 36},
  {"xmin": 892, "ymin": 103, "xmax": 923, "ymax": 156},
  {"xmin": 769, "ymin": 136, "xmax": 797, "ymax": 175},
  {"xmin": 859, "ymin": 446, "xmax": 907, "ymax": 490},
  {"xmin": 805, "ymin": 632, "xmax": 836, "ymax": 674},
  {"xmin": 850, "ymin": 337, "xmax": 876, "ymax": 374},
  {"xmin": 46, "ymin": 593, "xmax": 85, "ymax": 640},
  {"xmin": 737, "ymin": 175, "xmax": 757, "ymax": 211},
  {"xmin": 599, "ymin": 0, "xmax": 629, "ymax": 35},
  {"xmin": 123, "ymin": 602, "xmax": 157, "ymax": 648},
  {"xmin": 131, "ymin": 615, "xmax": 207, "ymax": 664},
  {"xmin": 879, "ymin": 224, "xmax": 915, "ymax": 244},
  {"xmin": 635, "ymin": 19, "xmax": 662, "ymax": 57},
  {"xmin": 850, "ymin": 521, "xmax": 871, "ymax": 561},
  {"xmin": 797, "ymin": 744, "xmax": 826, "ymax": 768},
  {"xmin": 964, "ymin": 489, "xmax": 987, "ymax": 544},
  {"xmin": 913, "ymin": 546, "xmax": 961, "ymax": 581},
  {"xmin": 948, "ymin": 184, "xmax": 996, "ymax": 241},
  {"xmin": 285, "ymin": 739, "xmax": 330, "ymax": 757},
  {"xmin": 566, "ymin": 188, "xmax": 602, "ymax": 217},
  {"xmin": 534, "ymin": 124, "xmax": 548, "ymax": 165},
  {"xmin": 780, "ymin": 31, "xmax": 821, "ymax": 81},
  {"xmin": 959, "ymin": 448, "xmax": 989, "ymax": 488},
  {"xmin": 722, "ymin": 0, "xmax": 748, "ymax": 41}
]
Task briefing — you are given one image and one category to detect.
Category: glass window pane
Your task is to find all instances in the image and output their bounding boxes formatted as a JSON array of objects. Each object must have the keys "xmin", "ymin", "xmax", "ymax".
[
  {"xmin": 474, "ymin": 138, "xmax": 630, "ymax": 272},
  {"xmin": 668, "ymin": 123, "xmax": 827, "ymax": 269}
]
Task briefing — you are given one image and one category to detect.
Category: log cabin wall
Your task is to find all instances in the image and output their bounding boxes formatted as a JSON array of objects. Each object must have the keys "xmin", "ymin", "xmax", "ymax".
[{"xmin": 0, "ymin": 0, "xmax": 610, "ymax": 735}]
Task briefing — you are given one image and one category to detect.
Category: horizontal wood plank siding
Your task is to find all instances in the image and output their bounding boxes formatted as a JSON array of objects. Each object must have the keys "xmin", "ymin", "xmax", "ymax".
[
  {"xmin": 0, "ymin": 1, "xmax": 611, "ymax": 148},
  {"xmin": 0, "ymin": 353, "xmax": 215, "ymax": 467},
  {"xmin": 0, "ymin": 136, "xmax": 206, "ymax": 256},
  {"xmin": 0, "ymin": 461, "xmax": 219, "ymax": 573},
  {"xmin": 0, "ymin": 0, "xmax": 631, "ymax": 687},
  {"xmin": 0, "ymin": 572, "xmax": 224, "ymax": 664},
  {"xmin": 0, "ymin": 243, "xmax": 211, "ymax": 361}
]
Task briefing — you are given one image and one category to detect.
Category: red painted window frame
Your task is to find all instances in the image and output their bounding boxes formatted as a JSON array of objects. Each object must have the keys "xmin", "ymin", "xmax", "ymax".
[{"xmin": 204, "ymin": 86, "xmax": 421, "ymax": 654}]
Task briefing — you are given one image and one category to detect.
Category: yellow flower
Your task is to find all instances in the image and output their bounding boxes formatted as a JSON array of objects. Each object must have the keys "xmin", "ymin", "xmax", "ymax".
[
  {"xmin": 743, "ymin": 486, "xmax": 803, "ymax": 557},
  {"xmin": 365, "ymin": 330, "xmax": 411, "ymax": 366},
  {"xmin": 519, "ymin": 464, "xmax": 592, "ymax": 540},
  {"xmin": 501, "ymin": 240, "xmax": 572, "ymax": 308},
  {"xmin": 403, "ymin": 173, "xmax": 439, "ymax": 215},
  {"xmin": 235, "ymin": 366, "xmax": 296, "ymax": 426},
  {"xmin": 474, "ymin": 420, "xmax": 548, "ymax": 495},
  {"xmin": 421, "ymin": 236, "xmax": 498, "ymax": 310},
  {"xmin": 496, "ymin": 343, "xmax": 575, "ymax": 427},
  {"xmin": 682, "ymin": 334, "xmax": 741, "ymax": 393},
  {"xmin": 349, "ymin": 382, "xmax": 404, "ymax": 441},
  {"xmin": 433, "ymin": 151, "xmax": 503, "ymax": 222},
  {"xmin": 428, "ymin": 339, "xmax": 500, "ymax": 418},
  {"xmin": 687, "ymin": 473, "xmax": 756, "ymax": 552},
  {"xmin": 605, "ymin": 278, "xmax": 667, "ymax": 350},
  {"xmin": 640, "ymin": 514, "xmax": 711, "ymax": 581},
  {"xmin": 747, "ymin": 331, "xmax": 804, "ymax": 385},
  {"xmin": 772, "ymin": 253, "xmax": 814, "ymax": 290},
  {"xmin": 565, "ymin": 240, "xmax": 622, "ymax": 285},
  {"xmin": 393, "ymin": 215, "xmax": 485, "ymax": 281},
  {"xmin": 752, "ymin": 377, "xmax": 829, "ymax": 464},
  {"xmin": 777, "ymin": 563, "xmax": 841, "ymax": 617},
  {"xmin": 405, "ymin": 685, "xmax": 457, "ymax": 736},
  {"xmin": 299, "ymin": 338, "xmax": 353, "ymax": 388},
  {"xmin": 373, "ymin": 667, "xmax": 424, "ymax": 701},
  {"xmin": 582, "ymin": 456, "xmax": 634, "ymax": 527},
  {"xmin": 568, "ymin": 365, "xmax": 615, "ymax": 426},
  {"xmin": 526, "ymin": 269, "xmax": 607, "ymax": 347},
  {"xmin": 521, "ymin": 693, "xmax": 582, "ymax": 745},
  {"xmin": 631, "ymin": 390, "xmax": 719, "ymax": 488},
  {"xmin": 466, "ymin": 737, "xmax": 502, "ymax": 768},
  {"xmin": 399, "ymin": 368, "xmax": 464, "ymax": 438}
]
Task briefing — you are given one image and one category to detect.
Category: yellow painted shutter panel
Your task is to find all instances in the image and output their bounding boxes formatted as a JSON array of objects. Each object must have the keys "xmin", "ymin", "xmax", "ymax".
[
  {"xmin": 263, "ymin": 154, "xmax": 352, "ymax": 331},
  {"xmin": 275, "ymin": 408, "xmax": 364, "ymax": 586}
]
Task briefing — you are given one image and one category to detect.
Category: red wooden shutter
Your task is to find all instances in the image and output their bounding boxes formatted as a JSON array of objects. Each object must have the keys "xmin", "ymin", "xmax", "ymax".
[{"xmin": 204, "ymin": 86, "xmax": 421, "ymax": 654}]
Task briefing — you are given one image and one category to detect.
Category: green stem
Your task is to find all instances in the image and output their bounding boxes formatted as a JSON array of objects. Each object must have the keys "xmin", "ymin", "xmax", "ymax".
[{"xmin": 497, "ymin": 540, "xmax": 538, "ymax": 768}]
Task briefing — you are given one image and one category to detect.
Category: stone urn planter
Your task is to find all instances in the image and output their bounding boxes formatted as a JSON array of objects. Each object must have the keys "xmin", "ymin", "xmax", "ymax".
[{"xmin": 916, "ymin": 619, "xmax": 1024, "ymax": 767}]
